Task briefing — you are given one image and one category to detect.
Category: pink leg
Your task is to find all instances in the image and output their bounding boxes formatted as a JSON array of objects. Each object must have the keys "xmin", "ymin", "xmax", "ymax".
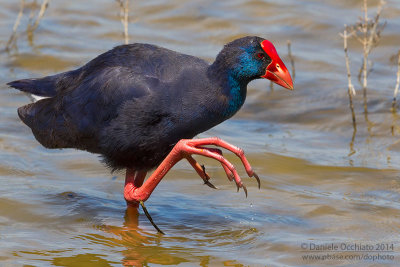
[
  {"xmin": 124, "ymin": 169, "xmax": 147, "ymax": 208},
  {"xmin": 123, "ymin": 137, "xmax": 259, "ymax": 206}
]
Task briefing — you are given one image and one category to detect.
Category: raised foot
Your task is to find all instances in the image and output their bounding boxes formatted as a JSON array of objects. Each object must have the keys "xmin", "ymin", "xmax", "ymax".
[
  {"xmin": 178, "ymin": 137, "xmax": 261, "ymax": 197},
  {"xmin": 124, "ymin": 137, "xmax": 260, "ymax": 207}
]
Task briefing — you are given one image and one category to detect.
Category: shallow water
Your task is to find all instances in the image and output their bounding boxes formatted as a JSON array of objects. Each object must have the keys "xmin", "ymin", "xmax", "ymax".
[{"xmin": 1, "ymin": 0, "xmax": 400, "ymax": 266}]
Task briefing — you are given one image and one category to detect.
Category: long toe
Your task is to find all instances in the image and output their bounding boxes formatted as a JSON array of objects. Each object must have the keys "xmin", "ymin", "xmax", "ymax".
[{"xmin": 253, "ymin": 171, "xmax": 261, "ymax": 189}]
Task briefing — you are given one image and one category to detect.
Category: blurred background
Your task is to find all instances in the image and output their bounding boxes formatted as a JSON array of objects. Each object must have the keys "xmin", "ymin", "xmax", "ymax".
[{"xmin": 1, "ymin": 0, "xmax": 400, "ymax": 266}]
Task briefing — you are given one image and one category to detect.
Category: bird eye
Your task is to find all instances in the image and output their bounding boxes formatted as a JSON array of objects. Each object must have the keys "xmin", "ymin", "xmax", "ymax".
[{"xmin": 257, "ymin": 53, "xmax": 265, "ymax": 59}]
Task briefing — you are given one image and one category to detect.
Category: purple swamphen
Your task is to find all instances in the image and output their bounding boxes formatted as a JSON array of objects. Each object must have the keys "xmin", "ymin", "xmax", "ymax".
[{"xmin": 8, "ymin": 36, "xmax": 293, "ymax": 230}]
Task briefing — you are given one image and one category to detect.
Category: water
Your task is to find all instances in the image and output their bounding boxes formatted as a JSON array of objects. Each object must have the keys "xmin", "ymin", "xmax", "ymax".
[{"xmin": 1, "ymin": 0, "xmax": 400, "ymax": 266}]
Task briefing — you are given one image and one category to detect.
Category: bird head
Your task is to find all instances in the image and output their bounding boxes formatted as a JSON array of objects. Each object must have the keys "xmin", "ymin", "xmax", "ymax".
[{"xmin": 215, "ymin": 36, "xmax": 294, "ymax": 90}]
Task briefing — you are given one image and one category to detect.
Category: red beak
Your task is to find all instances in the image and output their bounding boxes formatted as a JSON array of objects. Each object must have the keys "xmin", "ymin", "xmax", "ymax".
[{"xmin": 260, "ymin": 40, "xmax": 294, "ymax": 90}]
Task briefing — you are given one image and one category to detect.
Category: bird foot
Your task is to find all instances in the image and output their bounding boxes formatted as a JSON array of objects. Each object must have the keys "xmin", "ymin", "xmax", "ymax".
[
  {"xmin": 124, "ymin": 137, "xmax": 260, "ymax": 207},
  {"xmin": 177, "ymin": 137, "xmax": 260, "ymax": 196}
]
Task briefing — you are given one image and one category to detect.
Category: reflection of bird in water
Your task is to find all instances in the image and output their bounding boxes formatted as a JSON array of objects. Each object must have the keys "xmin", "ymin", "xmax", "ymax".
[
  {"xmin": 102, "ymin": 207, "xmax": 155, "ymax": 267},
  {"xmin": 8, "ymin": 36, "xmax": 293, "ymax": 233},
  {"xmin": 106, "ymin": 207, "xmax": 182, "ymax": 267}
]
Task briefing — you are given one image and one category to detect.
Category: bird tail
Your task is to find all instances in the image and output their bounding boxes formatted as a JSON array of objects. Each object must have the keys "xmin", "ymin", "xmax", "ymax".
[{"xmin": 8, "ymin": 76, "xmax": 58, "ymax": 97}]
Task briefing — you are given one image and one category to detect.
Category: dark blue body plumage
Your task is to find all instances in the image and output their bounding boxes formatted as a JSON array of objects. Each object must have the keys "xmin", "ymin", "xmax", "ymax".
[{"xmin": 8, "ymin": 36, "xmax": 272, "ymax": 171}]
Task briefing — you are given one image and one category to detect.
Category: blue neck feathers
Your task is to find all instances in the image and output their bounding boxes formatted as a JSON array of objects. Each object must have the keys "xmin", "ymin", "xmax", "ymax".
[{"xmin": 222, "ymin": 72, "xmax": 247, "ymax": 117}]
